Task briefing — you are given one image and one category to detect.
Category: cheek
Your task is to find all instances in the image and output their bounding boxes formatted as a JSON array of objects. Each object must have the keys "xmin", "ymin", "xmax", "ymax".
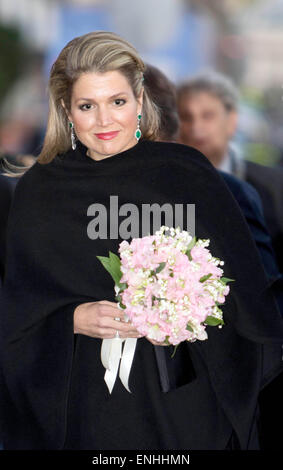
[
  {"xmin": 218, "ymin": 123, "xmax": 231, "ymax": 142},
  {"xmin": 121, "ymin": 108, "xmax": 138, "ymax": 130},
  {"xmin": 215, "ymin": 116, "xmax": 229, "ymax": 135},
  {"xmin": 72, "ymin": 112, "xmax": 94, "ymax": 131},
  {"xmin": 209, "ymin": 121, "xmax": 223, "ymax": 138}
]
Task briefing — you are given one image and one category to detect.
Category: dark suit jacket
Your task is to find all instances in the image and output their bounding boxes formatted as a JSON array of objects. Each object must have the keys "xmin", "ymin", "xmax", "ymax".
[
  {"xmin": 219, "ymin": 170, "xmax": 283, "ymax": 449},
  {"xmin": 0, "ymin": 174, "xmax": 15, "ymax": 282},
  {"xmin": 219, "ymin": 171, "xmax": 282, "ymax": 283},
  {"xmin": 243, "ymin": 161, "xmax": 283, "ymax": 274},
  {"xmin": 220, "ymin": 170, "xmax": 283, "ymax": 317}
]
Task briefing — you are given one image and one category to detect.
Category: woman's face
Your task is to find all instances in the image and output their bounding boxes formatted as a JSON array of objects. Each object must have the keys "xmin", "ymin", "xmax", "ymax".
[{"xmin": 67, "ymin": 70, "xmax": 143, "ymax": 161}]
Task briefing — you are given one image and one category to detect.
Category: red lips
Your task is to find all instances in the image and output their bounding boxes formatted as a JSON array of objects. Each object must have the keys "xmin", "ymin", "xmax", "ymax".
[{"xmin": 95, "ymin": 131, "xmax": 120, "ymax": 140}]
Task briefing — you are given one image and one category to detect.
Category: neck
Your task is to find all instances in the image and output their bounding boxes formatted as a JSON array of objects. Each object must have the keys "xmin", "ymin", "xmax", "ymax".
[
  {"xmin": 210, "ymin": 146, "xmax": 229, "ymax": 169},
  {"xmin": 86, "ymin": 149, "xmax": 115, "ymax": 161}
]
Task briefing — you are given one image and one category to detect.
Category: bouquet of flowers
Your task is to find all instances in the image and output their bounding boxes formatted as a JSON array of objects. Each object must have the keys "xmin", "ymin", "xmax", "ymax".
[{"xmin": 98, "ymin": 226, "xmax": 233, "ymax": 357}]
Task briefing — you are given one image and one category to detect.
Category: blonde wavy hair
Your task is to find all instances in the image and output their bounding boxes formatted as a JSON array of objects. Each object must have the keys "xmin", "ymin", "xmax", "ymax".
[{"xmin": 38, "ymin": 31, "xmax": 160, "ymax": 164}]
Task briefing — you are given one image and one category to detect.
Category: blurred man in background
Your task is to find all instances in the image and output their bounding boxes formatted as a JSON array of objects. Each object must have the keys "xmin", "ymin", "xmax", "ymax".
[{"xmin": 176, "ymin": 72, "xmax": 283, "ymax": 275}]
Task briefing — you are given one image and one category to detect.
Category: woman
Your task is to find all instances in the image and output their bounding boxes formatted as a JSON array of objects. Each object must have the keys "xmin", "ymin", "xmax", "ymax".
[{"xmin": 1, "ymin": 31, "xmax": 283, "ymax": 450}]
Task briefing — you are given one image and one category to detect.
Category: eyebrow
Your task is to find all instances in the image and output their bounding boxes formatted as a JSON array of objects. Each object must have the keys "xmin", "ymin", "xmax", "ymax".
[{"xmin": 75, "ymin": 92, "xmax": 129, "ymax": 103}]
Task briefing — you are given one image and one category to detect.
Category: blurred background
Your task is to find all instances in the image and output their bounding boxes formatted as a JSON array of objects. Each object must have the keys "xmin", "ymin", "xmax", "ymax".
[{"xmin": 1, "ymin": 0, "xmax": 283, "ymax": 167}]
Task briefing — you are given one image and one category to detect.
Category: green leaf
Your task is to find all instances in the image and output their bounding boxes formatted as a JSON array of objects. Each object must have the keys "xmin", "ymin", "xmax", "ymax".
[
  {"xmin": 97, "ymin": 255, "xmax": 112, "ymax": 275},
  {"xmin": 109, "ymin": 251, "xmax": 121, "ymax": 265},
  {"xmin": 118, "ymin": 282, "xmax": 128, "ymax": 293},
  {"xmin": 109, "ymin": 251, "xmax": 123, "ymax": 285},
  {"xmin": 185, "ymin": 236, "xmax": 196, "ymax": 261},
  {"xmin": 115, "ymin": 294, "xmax": 123, "ymax": 303},
  {"xmin": 155, "ymin": 262, "xmax": 166, "ymax": 274},
  {"xmin": 97, "ymin": 252, "xmax": 123, "ymax": 286},
  {"xmin": 115, "ymin": 294, "xmax": 126, "ymax": 309},
  {"xmin": 186, "ymin": 323, "xmax": 193, "ymax": 332},
  {"xmin": 199, "ymin": 273, "xmax": 212, "ymax": 283},
  {"xmin": 187, "ymin": 236, "xmax": 196, "ymax": 251},
  {"xmin": 204, "ymin": 316, "xmax": 224, "ymax": 327},
  {"xmin": 220, "ymin": 277, "xmax": 235, "ymax": 285},
  {"xmin": 185, "ymin": 250, "xmax": 192, "ymax": 261}
]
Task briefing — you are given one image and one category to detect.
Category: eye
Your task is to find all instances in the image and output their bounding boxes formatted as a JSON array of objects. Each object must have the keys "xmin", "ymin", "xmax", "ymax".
[
  {"xmin": 114, "ymin": 98, "xmax": 126, "ymax": 106},
  {"xmin": 79, "ymin": 103, "xmax": 93, "ymax": 111},
  {"xmin": 180, "ymin": 114, "xmax": 192, "ymax": 122}
]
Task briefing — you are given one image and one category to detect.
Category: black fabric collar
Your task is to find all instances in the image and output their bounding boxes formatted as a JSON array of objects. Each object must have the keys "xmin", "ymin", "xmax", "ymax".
[{"xmin": 57, "ymin": 139, "xmax": 148, "ymax": 176}]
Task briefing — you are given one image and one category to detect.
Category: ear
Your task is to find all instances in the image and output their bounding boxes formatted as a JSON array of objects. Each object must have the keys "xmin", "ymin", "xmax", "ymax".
[
  {"xmin": 227, "ymin": 110, "xmax": 238, "ymax": 138},
  {"xmin": 61, "ymin": 99, "xmax": 72, "ymax": 122}
]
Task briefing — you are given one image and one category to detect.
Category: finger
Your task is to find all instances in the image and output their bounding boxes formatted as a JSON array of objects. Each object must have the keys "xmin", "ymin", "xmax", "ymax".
[
  {"xmin": 94, "ymin": 314, "xmax": 139, "ymax": 334},
  {"xmin": 114, "ymin": 331, "xmax": 144, "ymax": 339},
  {"xmin": 107, "ymin": 319, "xmax": 140, "ymax": 334},
  {"xmin": 96, "ymin": 301, "xmax": 130, "ymax": 321},
  {"xmin": 97, "ymin": 329, "xmax": 143, "ymax": 339},
  {"xmin": 91, "ymin": 302, "xmax": 125, "ymax": 319},
  {"xmin": 97, "ymin": 300, "xmax": 119, "ymax": 307}
]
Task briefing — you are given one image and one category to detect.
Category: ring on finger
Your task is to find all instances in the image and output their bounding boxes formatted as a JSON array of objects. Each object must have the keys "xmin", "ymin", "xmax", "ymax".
[{"xmin": 115, "ymin": 330, "xmax": 120, "ymax": 339}]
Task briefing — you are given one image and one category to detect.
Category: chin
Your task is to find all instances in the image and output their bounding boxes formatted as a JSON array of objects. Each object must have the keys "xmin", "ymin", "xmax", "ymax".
[{"xmin": 194, "ymin": 144, "xmax": 208, "ymax": 154}]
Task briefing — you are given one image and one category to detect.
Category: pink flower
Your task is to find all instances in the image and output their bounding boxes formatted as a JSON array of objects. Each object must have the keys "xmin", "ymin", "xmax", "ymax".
[{"xmin": 116, "ymin": 227, "xmax": 229, "ymax": 345}]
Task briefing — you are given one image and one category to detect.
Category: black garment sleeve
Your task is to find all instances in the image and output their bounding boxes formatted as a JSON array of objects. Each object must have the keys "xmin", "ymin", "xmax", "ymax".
[{"xmin": 1, "ymin": 302, "xmax": 79, "ymax": 449}]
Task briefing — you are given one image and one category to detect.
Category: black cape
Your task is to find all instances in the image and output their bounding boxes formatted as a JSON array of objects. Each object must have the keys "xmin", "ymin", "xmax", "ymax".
[{"xmin": 1, "ymin": 140, "xmax": 283, "ymax": 450}]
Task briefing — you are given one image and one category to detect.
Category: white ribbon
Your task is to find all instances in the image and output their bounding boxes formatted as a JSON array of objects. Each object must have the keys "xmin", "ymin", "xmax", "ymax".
[{"xmin": 101, "ymin": 337, "xmax": 137, "ymax": 393}]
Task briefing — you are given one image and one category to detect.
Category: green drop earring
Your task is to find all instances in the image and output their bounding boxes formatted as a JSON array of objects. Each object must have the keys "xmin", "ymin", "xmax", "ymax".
[{"xmin": 135, "ymin": 114, "xmax": 142, "ymax": 141}]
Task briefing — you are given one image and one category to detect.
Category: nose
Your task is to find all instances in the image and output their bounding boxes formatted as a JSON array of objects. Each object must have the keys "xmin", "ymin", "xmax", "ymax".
[
  {"xmin": 190, "ymin": 119, "xmax": 206, "ymax": 139},
  {"xmin": 95, "ymin": 106, "xmax": 113, "ymax": 128}
]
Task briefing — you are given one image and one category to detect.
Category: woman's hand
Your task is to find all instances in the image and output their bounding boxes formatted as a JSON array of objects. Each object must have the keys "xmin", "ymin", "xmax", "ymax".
[
  {"xmin": 73, "ymin": 300, "xmax": 142, "ymax": 339},
  {"xmin": 74, "ymin": 301, "xmax": 170, "ymax": 345}
]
